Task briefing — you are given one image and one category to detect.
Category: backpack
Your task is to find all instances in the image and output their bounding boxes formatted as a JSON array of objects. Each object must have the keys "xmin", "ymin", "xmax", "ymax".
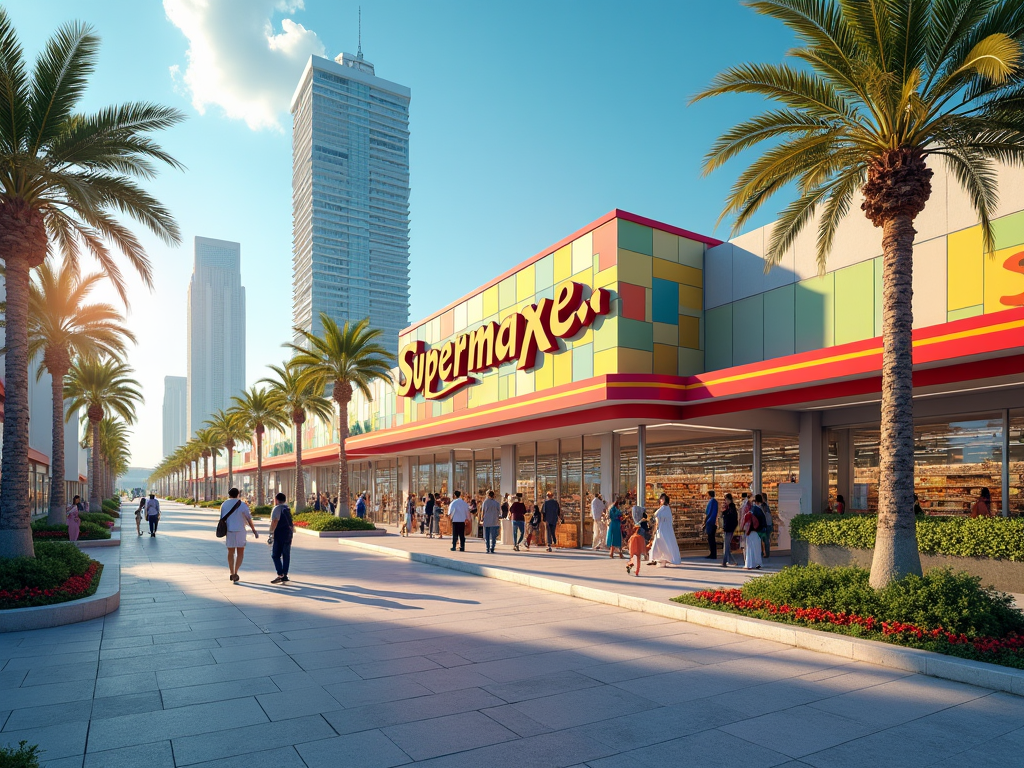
[{"xmin": 751, "ymin": 508, "xmax": 766, "ymax": 531}]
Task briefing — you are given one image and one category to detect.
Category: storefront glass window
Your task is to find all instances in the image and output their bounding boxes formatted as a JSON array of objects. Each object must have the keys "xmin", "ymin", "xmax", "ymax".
[
  {"xmin": 559, "ymin": 437, "xmax": 582, "ymax": 548},
  {"xmin": 537, "ymin": 441, "xmax": 558, "ymax": 502},
  {"xmin": 516, "ymin": 443, "xmax": 536, "ymax": 506},
  {"xmin": 1011, "ymin": 411, "xmax": 1023, "ymax": 517},
  {"xmin": 853, "ymin": 415, "xmax": 1004, "ymax": 514},
  {"xmin": 762, "ymin": 434, "xmax": 800, "ymax": 511},
  {"xmin": 433, "ymin": 454, "xmax": 449, "ymax": 498},
  {"xmin": 582, "ymin": 435, "xmax": 602, "ymax": 546},
  {"xmin": 474, "ymin": 450, "xmax": 495, "ymax": 496},
  {"xmin": 454, "ymin": 450, "xmax": 472, "ymax": 498}
]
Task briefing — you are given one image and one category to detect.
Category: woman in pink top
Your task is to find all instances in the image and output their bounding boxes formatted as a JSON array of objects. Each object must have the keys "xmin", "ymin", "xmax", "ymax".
[{"xmin": 66, "ymin": 495, "xmax": 82, "ymax": 542}]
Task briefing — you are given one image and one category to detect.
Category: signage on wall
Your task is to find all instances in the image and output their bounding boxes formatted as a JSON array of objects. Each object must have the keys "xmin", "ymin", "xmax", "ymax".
[
  {"xmin": 398, "ymin": 282, "xmax": 611, "ymax": 401},
  {"xmin": 1002, "ymin": 250, "xmax": 1024, "ymax": 307}
]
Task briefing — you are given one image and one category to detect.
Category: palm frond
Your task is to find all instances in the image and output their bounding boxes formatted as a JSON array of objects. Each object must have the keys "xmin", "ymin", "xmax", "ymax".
[
  {"xmin": 0, "ymin": 7, "xmax": 29, "ymax": 155},
  {"xmin": 27, "ymin": 20, "xmax": 97, "ymax": 153}
]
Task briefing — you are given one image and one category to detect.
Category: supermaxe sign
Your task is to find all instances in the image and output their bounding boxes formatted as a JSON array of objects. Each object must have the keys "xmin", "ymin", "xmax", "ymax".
[{"xmin": 398, "ymin": 282, "xmax": 611, "ymax": 400}]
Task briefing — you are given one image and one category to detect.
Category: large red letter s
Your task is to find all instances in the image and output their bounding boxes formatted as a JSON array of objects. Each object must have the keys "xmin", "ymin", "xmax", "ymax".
[{"xmin": 1001, "ymin": 250, "xmax": 1024, "ymax": 308}]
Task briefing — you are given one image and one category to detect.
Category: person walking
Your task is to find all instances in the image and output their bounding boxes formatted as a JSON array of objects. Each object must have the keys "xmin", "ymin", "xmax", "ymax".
[
  {"xmin": 833, "ymin": 494, "xmax": 846, "ymax": 514},
  {"xmin": 134, "ymin": 495, "xmax": 145, "ymax": 536},
  {"xmin": 448, "ymin": 490, "xmax": 470, "ymax": 552},
  {"xmin": 720, "ymin": 493, "xmax": 739, "ymax": 567},
  {"xmin": 756, "ymin": 493, "xmax": 773, "ymax": 559},
  {"xmin": 145, "ymin": 494, "xmax": 161, "ymax": 537},
  {"xmin": 355, "ymin": 492, "xmax": 367, "ymax": 519},
  {"xmin": 525, "ymin": 503, "xmax": 542, "ymax": 550},
  {"xmin": 625, "ymin": 525, "xmax": 647, "ymax": 576},
  {"xmin": 541, "ymin": 491, "xmax": 562, "ymax": 552},
  {"xmin": 590, "ymin": 493, "xmax": 607, "ymax": 550},
  {"xmin": 648, "ymin": 493, "xmax": 682, "ymax": 567},
  {"xmin": 403, "ymin": 493, "xmax": 415, "ymax": 537},
  {"xmin": 220, "ymin": 487, "xmax": 258, "ymax": 583},
  {"xmin": 509, "ymin": 493, "xmax": 527, "ymax": 551},
  {"xmin": 741, "ymin": 495, "xmax": 763, "ymax": 570},
  {"xmin": 468, "ymin": 496, "xmax": 479, "ymax": 539},
  {"xmin": 605, "ymin": 497, "xmax": 625, "ymax": 559},
  {"xmin": 425, "ymin": 493, "xmax": 436, "ymax": 538},
  {"xmin": 269, "ymin": 492, "xmax": 294, "ymax": 584},
  {"xmin": 501, "ymin": 493, "xmax": 510, "ymax": 520},
  {"xmin": 971, "ymin": 487, "xmax": 994, "ymax": 518},
  {"xmin": 481, "ymin": 490, "xmax": 501, "ymax": 553},
  {"xmin": 67, "ymin": 495, "xmax": 82, "ymax": 543},
  {"xmin": 703, "ymin": 490, "xmax": 718, "ymax": 559}
]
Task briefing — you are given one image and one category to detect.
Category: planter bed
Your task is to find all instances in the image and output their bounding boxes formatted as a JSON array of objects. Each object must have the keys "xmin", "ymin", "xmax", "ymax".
[
  {"xmin": 294, "ymin": 526, "xmax": 387, "ymax": 538},
  {"xmin": 792, "ymin": 540, "xmax": 1024, "ymax": 594}
]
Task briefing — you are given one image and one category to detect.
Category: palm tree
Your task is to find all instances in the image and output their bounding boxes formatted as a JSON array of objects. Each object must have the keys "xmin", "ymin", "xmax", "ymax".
[
  {"xmin": 193, "ymin": 428, "xmax": 219, "ymax": 502},
  {"xmin": 289, "ymin": 315, "xmax": 395, "ymax": 515},
  {"xmin": 693, "ymin": 0, "xmax": 1024, "ymax": 587},
  {"xmin": 230, "ymin": 387, "xmax": 287, "ymax": 507},
  {"xmin": 64, "ymin": 358, "xmax": 142, "ymax": 512},
  {"xmin": 0, "ymin": 12, "xmax": 182, "ymax": 558},
  {"xmin": 206, "ymin": 409, "xmax": 248, "ymax": 494},
  {"xmin": 261, "ymin": 361, "xmax": 333, "ymax": 512},
  {"xmin": 97, "ymin": 418, "xmax": 130, "ymax": 499},
  {"xmin": 23, "ymin": 259, "xmax": 135, "ymax": 524}
]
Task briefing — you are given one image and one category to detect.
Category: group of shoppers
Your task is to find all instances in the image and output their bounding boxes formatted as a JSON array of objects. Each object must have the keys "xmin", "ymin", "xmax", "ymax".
[
  {"xmin": 703, "ymin": 490, "xmax": 773, "ymax": 570},
  {"xmin": 215, "ymin": 487, "xmax": 294, "ymax": 585},
  {"xmin": 592, "ymin": 492, "xmax": 682, "ymax": 572}
]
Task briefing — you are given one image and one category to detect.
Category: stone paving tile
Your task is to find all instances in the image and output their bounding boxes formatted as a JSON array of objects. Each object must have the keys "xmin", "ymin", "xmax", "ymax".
[
  {"xmin": 0, "ymin": 669, "xmax": 28, "ymax": 689},
  {"xmin": 19, "ymin": 662, "xmax": 97, "ymax": 687},
  {"xmin": 255, "ymin": 685, "xmax": 344, "ymax": 721},
  {"xmin": 409, "ymin": 726, "xmax": 618, "ymax": 768},
  {"xmin": 2, "ymin": 701, "xmax": 92, "ymax": 732},
  {"xmin": 296, "ymin": 730, "xmax": 412, "ymax": 768},
  {"xmin": 932, "ymin": 726, "xmax": 1024, "ymax": 767},
  {"xmin": 510, "ymin": 684, "xmax": 660, "ymax": 731},
  {"xmin": 90, "ymin": 690, "xmax": 164, "ymax": 720},
  {"xmin": 721, "ymin": 704, "xmax": 875, "ymax": 759},
  {"xmin": 322, "ymin": 687, "xmax": 506, "ymax": 736},
  {"xmin": 383, "ymin": 710, "xmax": 518, "ymax": 761},
  {"xmin": 86, "ymin": 697, "xmax": 268, "ymax": 753},
  {"xmin": 82, "ymin": 740, "xmax": 175, "ymax": 768},
  {"xmin": 170, "ymin": 713, "xmax": 336, "ymax": 766},
  {"xmin": 1, "ymin": 680, "xmax": 95, "ymax": 710},
  {"xmin": 481, "ymin": 705, "xmax": 553, "ymax": 738},
  {"xmin": 0, "ymin": 721, "xmax": 89, "ymax": 762},
  {"xmin": 185, "ymin": 745, "xmax": 308, "ymax": 768},
  {"xmin": 160, "ymin": 676, "xmax": 281, "ymax": 709},
  {"xmin": 322, "ymin": 675, "xmax": 435, "ymax": 708},
  {"xmin": 97, "ymin": 647, "xmax": 217, "ymax": 677},
  {"xmin": 93, "ymin": 671, "xmax": 159, "ymax": 698},
  {"xmin": 2, "ymin": 650, "xmax": 98, "ymax": 670},
  {"xmin": 99, "ymin": 637, "xmax": 220, "ymax": 659},
  {"xmin": 156, "ymin": 655, "xmax": 303, "ymax": 689}
]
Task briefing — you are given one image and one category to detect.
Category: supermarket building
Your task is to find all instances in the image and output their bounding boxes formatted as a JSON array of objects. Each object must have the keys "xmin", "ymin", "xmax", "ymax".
[{"xmin": 223, "ymin": 163, "xmax": 1024, "ymax": 550}]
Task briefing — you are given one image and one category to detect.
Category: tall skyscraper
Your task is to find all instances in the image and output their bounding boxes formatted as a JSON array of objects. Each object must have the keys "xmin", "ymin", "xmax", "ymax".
[
  {"xmin": 290, "ymin": 49, "xmax": 411, "ymax": 355},
  {"xmin": 187, "ymin": 236, "xmax": 246, "ymax": 437},
  {"xmin": 162, "ymin": 376, "xmax": 187, "ymax": 458}
]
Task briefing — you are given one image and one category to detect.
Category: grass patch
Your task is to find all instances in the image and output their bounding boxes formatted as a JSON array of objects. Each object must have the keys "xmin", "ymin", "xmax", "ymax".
[
  {"xmin": 674, "ymin": 564, "xmax": 1024, "ymax": 669},
  {"xmin": 292, "ymin": 512, "xmax": 376, "ymax": 532},
  {"xmin": 0, "ymin": 543, "xmax": 103, "ymax": 610}
]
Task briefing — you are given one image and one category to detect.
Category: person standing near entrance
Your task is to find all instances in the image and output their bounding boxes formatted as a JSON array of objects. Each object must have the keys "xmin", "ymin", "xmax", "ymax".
[
  {"xmin": 67, "ymin": 496, "xmax": 82, "ymax": 543},
  {"xmin": 721, "ymin": 493, "xmax": 738, "ymax": 567},
  {"xmin": 269, "ymin": 492, "xmax": 294, "ymax": 584},
  {"xmin": 448, "ymin": 490, "xmax": 470, "ymax": 552},
  {"xmin": 526, "ymin": 503, "xmax": 542, "ymax": 549},
  {"xmin": 591, "ymin": 493, "xmax": 607, "ymax": 551},
  {"xmin": 404, "ymin": 493, "xmax": 415, "ymax": 537},
  {"xmin": 741, "ymin": 495, "xmax": 763, "ymax": 570},
  {"xmin": 481, "ymin": 490, "xmax": 501, "ymax": 553},
  {"xmin": 509, "ymin": 493, "xmax": 527, "ymax": 551},
  {"xmin": 425, "ymin": 493, "xmax": 436, "ymax": 538},
  {"xmin": 220, "ymin": 487, "xmax": 258, "ymax": 583},
  {"xmin": 703, "ymin": 491, "xmax": 718, "ymax": 559},
  {"xmin": 542, "ymin": 491, "xmax": 563, "ymax": 552},
  {"xmin": 356, "ymin": 493, "xmax": 367, "ymax": 519},
  {"xmin": 649, "ymin": 493, "xmax": 682, "ymax": 567},
  {"xmin": 756, "ymin": 493, "xmax": 773, "ymax": 559},
  {"xmin": 145, "ymin": 494, "xmax": 161, "ymax": 537},
  {"xmin": 606, "ymin": 497, "xmax": 625, "ymax": 558}
]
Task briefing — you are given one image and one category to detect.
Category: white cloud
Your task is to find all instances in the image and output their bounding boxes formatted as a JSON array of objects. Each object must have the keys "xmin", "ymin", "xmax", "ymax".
[{"xmin": 164, "ymin": 0, "xmax": 326, "ymax": 131}]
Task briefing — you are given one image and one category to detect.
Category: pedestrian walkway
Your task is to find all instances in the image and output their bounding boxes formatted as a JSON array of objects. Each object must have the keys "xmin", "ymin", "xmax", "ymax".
[{"xmin": 1, "ymin": 501, "xmax": 1022, "ymax": 767}]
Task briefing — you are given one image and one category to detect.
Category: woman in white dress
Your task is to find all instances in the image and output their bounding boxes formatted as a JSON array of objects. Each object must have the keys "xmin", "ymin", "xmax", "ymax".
[
  {"xmin": 648, "ymin": 494, "xmax": 682, "ymax": 567},
  {"xmin": 742, "ymin": 498, "xmax": 763, "ymax": 570}
]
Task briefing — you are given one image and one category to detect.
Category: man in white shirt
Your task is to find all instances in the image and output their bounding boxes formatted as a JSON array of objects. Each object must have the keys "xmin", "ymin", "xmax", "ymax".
[
  {"xmin": 220, "ymin": 487, "xmax": 258, "ymax": 583},
  {"xmin": 590, "ymin": 493, "xmax": 606, "ymax": 551},
  {"xmin": 448, "ymin": 490, "xmax": 470, "ymax": 553}
]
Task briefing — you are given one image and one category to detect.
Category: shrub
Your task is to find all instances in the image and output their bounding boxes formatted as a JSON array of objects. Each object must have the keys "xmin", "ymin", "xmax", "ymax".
[
  {"xmin": 252, "ymin": 505, "xmax": 272, "ymax": 516},
  {"xmin": 31, "ymin": 520, "xmax": 111, "ymax": 541},
  {"xmin": 0, "ymin": 741, "xmax": 40, "ymax": 768},
  {"xmin": 292, "ymin": 512, "xmax": 375, "ymax": 531},
  {"xmin": 737, "ymin": 564, "xmax": 1024, "ymax": 638},
  {"xmin": 790, "ymin": 513, "xmax": 1024, "ymax": 562},
  {"xmin": 80, "ymin": 512, "xmax": 115, "ymax": 526},
  {"xmin": 0, "ymin": 543, "xmax": 91, "ymax": 592}
]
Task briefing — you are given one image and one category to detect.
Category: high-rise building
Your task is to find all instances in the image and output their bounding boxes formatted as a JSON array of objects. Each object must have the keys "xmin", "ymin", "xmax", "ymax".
[
  {"xmin": 162, "ymin": 375, "xmax": 187, "ymax": 458},
  {"xmin": 290, "ymin": 49, "xmax": 411, "ymax": 355},
  {"xmin": 187, "ymin": 236, "xmax": 246, "ymax": 437}
]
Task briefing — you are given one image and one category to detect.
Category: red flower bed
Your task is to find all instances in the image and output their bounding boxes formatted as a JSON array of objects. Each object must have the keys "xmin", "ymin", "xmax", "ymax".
[
  {"xmin": 294, "ymin": 520, "xmax": 309, "ymax": 528},
  {"xmin": 687, "ymin": 588, "xmax": 1024, "ymax": 660},
  {"xmin": 0, "ymin": 561, "xmax": 103, "ymax": 610}
]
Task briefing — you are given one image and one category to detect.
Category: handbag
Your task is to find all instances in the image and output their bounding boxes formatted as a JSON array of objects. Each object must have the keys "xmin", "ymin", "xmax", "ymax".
[{"xmin": 216, "ymin": 500, "xmax": 242, "ymax": 538}]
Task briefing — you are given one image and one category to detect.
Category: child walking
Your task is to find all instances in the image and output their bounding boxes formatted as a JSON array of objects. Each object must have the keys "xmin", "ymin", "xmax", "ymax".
[{"xmin": 625, "ymin": 527, "xmax": 647, "ymax": 576}]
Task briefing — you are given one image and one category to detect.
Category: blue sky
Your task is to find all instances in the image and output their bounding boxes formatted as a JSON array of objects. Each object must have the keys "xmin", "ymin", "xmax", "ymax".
[{"xmin": 7, "ymin": 1, "xmax": 791, "ymax": 467}]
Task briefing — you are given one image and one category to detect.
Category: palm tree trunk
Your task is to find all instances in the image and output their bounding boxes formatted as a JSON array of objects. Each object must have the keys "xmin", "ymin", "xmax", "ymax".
[
  {"xmin": 256, "ymin": 428, "xmax": 265, "ymax": 507},
  {"xmin": 202, "ymin": 456, "xmax": 209, "ymax": 502},
  {"xmin": 334, "ymin": 384, "xmax": 352, "ymax": 517},
  {"xmin": 869, "ymin": 213, "xmax": 923, "ymax": 588},
  {"xmin": 294, "ymin": 417, "xmax": 305, "ymax": 512},
  {"xmin": 0, "ymin": 253, "xmax": 35, "ymax": 558},
  {"xmin": 227, "ymin": 442, "xmax": 234, "ymax": 492},
  {"xmin": 47, "ymin": 363, "xmax": 69, "ymax": 525},
  {"xmin": 89, "ymin": 419, "xmax": 102, "ymax": 512}
]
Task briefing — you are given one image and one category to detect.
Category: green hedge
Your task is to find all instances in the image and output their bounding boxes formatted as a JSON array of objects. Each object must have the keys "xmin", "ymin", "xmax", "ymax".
[
  {"xmin": 79, "ymin": 512, "xmax": 115, "ymax": 527},
  {"xmin": 292, "ymin": 512, "xmax": 376, "ymax": 532},
  {"xmin": 0, "ymin": 542, "xmax": 93, "ymax": 593},
  {"xmin": 790, "ymin": 513, "xmax": 1024, "ymax": 562},
  {"xmin": 31, "ymin": 520, "xmax": 111, "ymax": 540},
  {"xmin": 252, "ymin": 505, "xmax": 272, "ymax": 517}
]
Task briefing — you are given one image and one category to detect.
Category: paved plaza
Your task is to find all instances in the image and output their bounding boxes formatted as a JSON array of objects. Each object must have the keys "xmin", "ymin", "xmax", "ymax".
[{"xmin": 2, "ymin": 502, "xmax": 1023, "ymax": 767}]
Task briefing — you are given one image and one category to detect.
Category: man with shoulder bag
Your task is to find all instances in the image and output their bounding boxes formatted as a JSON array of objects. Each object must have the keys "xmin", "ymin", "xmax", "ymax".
[
  {"xmin": 218, "ymin": 488, "xmax": 258, "ymax": 583},
  {"xmin": 145, "ymin": 494, "xmax": 161, "ymax": 537},
  {"xmin": 268, "ymin": 492, "xmax": 295, "ymax": 585}
]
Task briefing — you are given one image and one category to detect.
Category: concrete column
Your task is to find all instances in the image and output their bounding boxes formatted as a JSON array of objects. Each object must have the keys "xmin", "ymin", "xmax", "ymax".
[
  {"xmin": 752, "ymin": 429, "xmax": 762, "ymax": 496},
  {"xmin": 799, "ymin": 412, "xmax": 827, "ymax": 514},
  {"xmin": 637, "ymin": 425, "xmax": 647, "ymax": 512},
  {"xmin": 1003, "ymin": 409, "xmax": 1011, "ymax": 517},
  {"xmin": 600, "ymin": 433, "xmax": 615, "ymax": 503},
  {"xmin": 400, "ymin": 456, "xmax": 412, "ymax": 497},
  {"xmin": 448, "ymin": 450, "xmax": 456, "ymax": 495},
  {"xmin": 501, "ymin": 444, "xmax": 515, "ymax": 498},
  {"xmin": 837, "ymin": 429, "xmax": 853, "ymax": 508}
]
